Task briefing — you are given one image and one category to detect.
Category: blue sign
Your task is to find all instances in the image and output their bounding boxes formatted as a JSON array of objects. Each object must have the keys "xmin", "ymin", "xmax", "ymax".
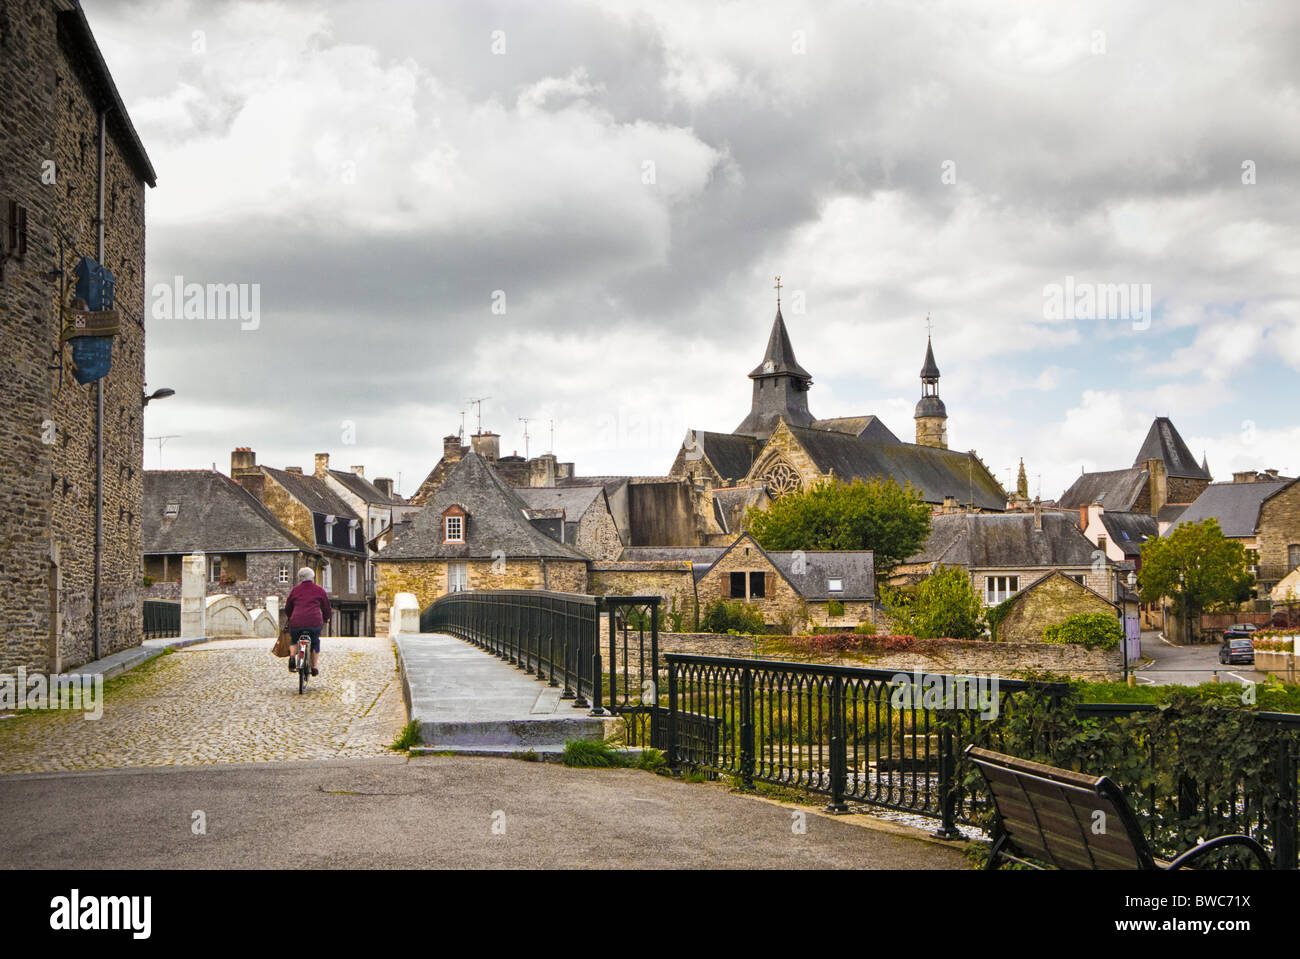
[{"xmin": 69, "ymin": 257, "xmax": 116, "ymax": 385}]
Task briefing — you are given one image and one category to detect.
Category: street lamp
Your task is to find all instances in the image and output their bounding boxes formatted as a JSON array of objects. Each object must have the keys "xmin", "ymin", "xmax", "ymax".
[{"xmin": 142, "ymin": 387, "xmax": 175, "ymax": 406}]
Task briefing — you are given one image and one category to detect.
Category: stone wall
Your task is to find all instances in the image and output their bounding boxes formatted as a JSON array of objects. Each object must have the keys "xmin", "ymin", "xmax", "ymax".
[
  {"xmin": 1258, "ymin": 482, "xmax": 1300, "ymax": 571},
  {"xmin": 145, "ymin": 551, "xmax": 306, "ymax": 611},
  {"xmin": 1, "ymin": 0, "xmax": 149, "ymax": 671},
  {"xmin": 373, "ymin": 558, "xmax": 589, "ymax": 634},
  {"xmin": 696, "ymin": 541, "xmax": 808, "ymax": 629},
  {"xmin": 576, "ymin": 498, "xmax": 624, "ymax": 560}
]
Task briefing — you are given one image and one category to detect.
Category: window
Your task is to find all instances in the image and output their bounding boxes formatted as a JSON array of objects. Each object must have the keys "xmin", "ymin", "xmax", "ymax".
[
  {"xmin": 1096, "ymin": 535, "xmax": 1108, "ymax": 554},
  {"xmin": 209, "ymin": 556, "xmax": 222, "ymax": 583},
  {"xmin": 1289, "ymin": 545, "xmax": 1300, "ymax": 572},
  {"xmin": 448, "ymin": 562, "xmax": 468, "ymax": 592},
  {"xmin": 730, "ymin": 571, "xmax": 746, "ymax": 598},
  {"xmin": 278, "ymin": 563, "xmax": 290, "ymax": 585},
  {"xmin": 828, "ymin": 577, "xmax": 843, "ymax": 593},
  {"xmin": 321, "ymin": 563, "xmax": 332, "ymax": 591},
  {"xmin": 985, "ymin": 575, "xmax": 1019, "ymax": 605},
  {"xmin": 445, "ymin": 515, "xmax": 464, "ymax": 543},
  {"xmin": 324, "ymin": 515, "xmax": 335, "ymax": 544},
  {"xmin": 348, "ymin": 561, "xmax": 357, "ymax": 593},
  {"xmin": 349, "ymin": 524, "xmax": 356, "ymax": 547},
  {"xmin": 749, "ymin": 571, "xmax": 766, "ymax": 598},
  {"xmin": 1069, "ymin": 574, "xmax": 1086, "ymax": 586}
]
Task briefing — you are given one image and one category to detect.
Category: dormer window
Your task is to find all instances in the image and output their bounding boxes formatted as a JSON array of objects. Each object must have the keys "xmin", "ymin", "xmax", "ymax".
[
  {"xmin": 442, "ymin": 504, "xmax": 467, "ymax": 544},
  {"xmin": 325, "ymin": 514, "xmax": 336, "ymax": 544},
  {"xmin": 828, "ymin": 577, "xmax": 843, "ymax": 593},
  {"xmin": 348, "ymin": 519, "xmax": 359, "ymax": 547}
]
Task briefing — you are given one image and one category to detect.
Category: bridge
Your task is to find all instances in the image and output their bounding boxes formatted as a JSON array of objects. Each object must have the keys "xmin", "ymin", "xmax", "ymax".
[{"xmin": 399, "ymin": 588, "xmax": 1300, "ymax": 868}]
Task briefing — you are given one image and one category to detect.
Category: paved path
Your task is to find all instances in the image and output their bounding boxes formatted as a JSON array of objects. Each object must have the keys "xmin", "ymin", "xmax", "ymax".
[
  {"xmin": 0, "ymin": 755, "xmax": 968, "ymax": 869},
  {"xmin": 397, "ymin": 633, "xmax": 612, "ymax": 749},
  {"xmin": 0, "ymin": 637, "xmax": 405, "ymax": 773}
]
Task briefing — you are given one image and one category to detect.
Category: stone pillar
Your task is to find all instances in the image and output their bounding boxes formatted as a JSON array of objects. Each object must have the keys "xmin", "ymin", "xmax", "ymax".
[
  {"xmin": 389, "ymin": 592, "xmax": 420, "ymax": 637},
  {"xmin": 181, "ymin": 553, "xmax": 207, "ymax": 638},
  {"xmin": 266, "ymin": 595, "xmax": 280, "ymax": 628}
]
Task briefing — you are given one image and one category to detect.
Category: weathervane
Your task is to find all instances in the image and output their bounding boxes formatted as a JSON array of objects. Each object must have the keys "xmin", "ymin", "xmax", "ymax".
[
  {"xmin": 774, "ymin": 275, "xmax": 782, "ymax": 308},
  {"xmin": 925, "ymin": 312, "xmax": 934, "ymax": 336}
]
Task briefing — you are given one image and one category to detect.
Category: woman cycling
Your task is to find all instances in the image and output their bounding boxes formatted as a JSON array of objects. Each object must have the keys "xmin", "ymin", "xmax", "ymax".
[{"xmin": 284, "ymin": 567, "xmax": 331, "ymax": 676}]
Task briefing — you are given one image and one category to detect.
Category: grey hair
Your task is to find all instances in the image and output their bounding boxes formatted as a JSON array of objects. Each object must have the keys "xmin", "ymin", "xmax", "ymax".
[{"xmin": 298, "ymin": 567, "xmax": 315, "ymax": 582}]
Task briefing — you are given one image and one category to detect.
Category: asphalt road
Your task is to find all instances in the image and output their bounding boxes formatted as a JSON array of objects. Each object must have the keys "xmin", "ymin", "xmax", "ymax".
[
  {"xmin": 0, "ymin": 754, "xmax": 967, "ymax": 870},
  {"xmin": 1137, "ymin": 631, "xmax": 1267, "ymax": 687}
]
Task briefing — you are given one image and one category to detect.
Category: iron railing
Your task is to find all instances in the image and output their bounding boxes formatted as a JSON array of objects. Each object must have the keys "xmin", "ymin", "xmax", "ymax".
[
  {"xmin": 142, "ymin": 600, "xmax": 180, "ymax": 640},
  {"xmin": 664, "ymin": 653, "xmax": 1300, "ymax": 868},
  {"xmin": 421, "ymin": 590, "xmax": 602, "ymax": 708}
]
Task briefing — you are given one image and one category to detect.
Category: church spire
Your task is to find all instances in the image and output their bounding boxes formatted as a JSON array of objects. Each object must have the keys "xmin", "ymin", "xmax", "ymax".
[
  {"xmin": 1017, "ymin": 458, "xmax": 1028, "ymax": 499},
  {"xmin": 734, "ymin": 279, "xmax": 815, "ymax": 439},
  {"xmin": 914, "ymin": 321, "xmax": 948, "ymax": 449}
]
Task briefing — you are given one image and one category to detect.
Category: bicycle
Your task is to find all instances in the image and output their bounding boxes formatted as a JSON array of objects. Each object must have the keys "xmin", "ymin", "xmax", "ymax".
[{"xmin": 291, "ymin": 632, "xmax": 311, "ymax": 694}]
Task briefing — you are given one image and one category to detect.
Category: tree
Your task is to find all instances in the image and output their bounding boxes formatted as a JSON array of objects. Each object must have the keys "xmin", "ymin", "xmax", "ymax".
[
  {"xmin": 745, "ymin": 477, "xmax": 932, "ymax": 572},
  {"xmin": 884, "ymin": 565, "xmax": 986, "ymax": 640},
  {"xmin": 1138, "ymin": 519, "xmax": 1254, "ymax": 635}
]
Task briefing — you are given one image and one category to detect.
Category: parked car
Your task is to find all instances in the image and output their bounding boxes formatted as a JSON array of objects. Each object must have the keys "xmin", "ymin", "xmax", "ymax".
[
  {"xmin": 1219, "ymin": 637, "xmax": 1256, "ymax": 665},
  {"xmin": 1223, "ymin": 623, "xmax": 1259, "ymax": 640}
]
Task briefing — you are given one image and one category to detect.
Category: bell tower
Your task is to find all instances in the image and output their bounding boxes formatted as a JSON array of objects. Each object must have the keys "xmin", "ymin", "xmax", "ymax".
[
  {"xmin": 734, "ymin": 277, "xmax": 815, "ymax": 440},
  {"xmin": 913, "ymin": 325, "xmax": 948, "ymax": 449}
]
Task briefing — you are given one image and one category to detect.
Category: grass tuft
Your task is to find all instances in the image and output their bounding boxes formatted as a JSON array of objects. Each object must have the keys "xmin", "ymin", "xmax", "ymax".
[{"xmin": 390, "ymin": 719, "xmax": 422, "ymax": 752}]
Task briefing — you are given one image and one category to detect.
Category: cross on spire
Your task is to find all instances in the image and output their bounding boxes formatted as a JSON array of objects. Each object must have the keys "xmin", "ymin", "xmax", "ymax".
[
  {"xmin": 774, "ymin": 275, "xmax": 782, "ymax": 308},
  {"xmin": 925, "ymin": 312, "xmax": 934, "ymax": 336}
]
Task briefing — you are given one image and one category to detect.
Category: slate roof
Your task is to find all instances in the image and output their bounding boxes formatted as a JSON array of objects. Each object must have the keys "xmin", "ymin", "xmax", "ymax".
[
  {"xmin": 768, "ymin": 550, "xmax": 875, "ymax": 601},
  {"xmin": 749, "ymin": 307, "xmax": 811, "ymax": 380},
  {"xmin": 711, "ymin": 486, "xmax": 768, "ymax": 534},
  {"xmin": 556, "ymin": 476, "xmax": 632, "ymax": 495},
  {"xmin": 1157, "ymin": 504, "xmax": 1188, "ymax": 525},
  {"xmin": 811, "ymin": 416, "xmax": 901, "ymax": 444},
  {"xmin": 691, "ymin": 431, "xmax": 761, "ymax": 483},
  {"xmin": 617, "ymin": 546, "xmax": 727, "ymax": 566},
  {"xmin": 516, "ymin": 485, "xmax": 604, "ymax": 520},
  {"xmin": 1097, "ymin": 511, "xmax": 1159, "ymax": 557},
  {"xmin": 261, "ymin": 467, "xmax": 360, "ymax": 520},
  {"xmin": 786, "ymin": 425, "xmax": 1006, "ymax": 511},
  {"xmin": 144, "ymin": 471, "xmax": 315, "ymax": 555},
  {"xmin": 909, "ymin": 513, "xmax": 1101, "ymax": 568},
  {"xmin": 1057, "ymin": 468, "xmax": 1147, "ymax": 511},
  {"xmin": 920, "ymin": 337, "xmax": 941, "ymax": 380},
  {"xmin": 381, "ymin": 452, "xmax": 588, "ymax": 561},
  {"xmin": 1167, "ymin": 480, "xmax": 1293, "ymax": 538},
  {"xmin": 1133, "ymin": 417, "xmax": 1211, "ymax": 480},
  {"xmin": 328, "ymin": 468, "xmax": 399, "ymax": 505}
]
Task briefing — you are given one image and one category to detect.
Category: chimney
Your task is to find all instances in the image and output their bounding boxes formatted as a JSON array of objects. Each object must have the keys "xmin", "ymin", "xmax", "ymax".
[
  {"xmin": 1078, "ymin": 505, "xmax": 1087, "ymax": 529},
  {"xmin": 1034, "ymin": 496, "xmax": 1043, "ymax": 531},
  {"xmin": 443, "ymin": 434, "xmax": 464, "ymax": 464},
  {"xmin": 374, "ymin": 478, "xmax": 394, "ymax": 498},
  {"xmin": 351, "ymin": 465, "xmax": 364, "ymax": 478},
  {"xmin": 230, "ymin": 447, "xmax": 256, "ymax": 475},
  {"xmin": 1266, "ymin": 468, "xmax": 1280, "ymax": 479},
  {"xmin": 530, "ymin": 453, "xmax": 557, "ymax": 488},
  {"xmin": 314, "ymin": 453, "xmax": 329, "ymax": 477},
  {"xmin": 1233, "ymin": 471, "xmax": 1256, "ymax": 483},
  {"xmin": 557, "ymin": 462, "xmax": 574, "ymax": 480},
  {"xmin": 470, "ymin": 431, "xmax": 500, "ymax": 462},
  {"xmin": 235, "ymin": 471, "xmax": 265, "ymax": 502},
  {"xmin": 1145, "ymin": 458, "xmax": 1166, "ymax": 517},
  {"xmin": 286, "ymin": 466, "xmax": 304, "ymax": 474},
  {"xmin": 942, "ymin": 495, "xmax": 958, "ymax": 513}
]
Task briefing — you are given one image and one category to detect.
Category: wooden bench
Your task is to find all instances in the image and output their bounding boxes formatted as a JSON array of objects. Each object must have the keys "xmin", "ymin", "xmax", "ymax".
[{"xmin": 965, "ymin": 745, "xmax": 1272, "ymax": 870}]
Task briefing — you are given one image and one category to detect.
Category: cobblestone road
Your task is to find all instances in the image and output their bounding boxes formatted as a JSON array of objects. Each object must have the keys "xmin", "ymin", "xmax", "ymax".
[{"xmin": 0, "ymin": 637, "xmax": 406, "ymax": 773}]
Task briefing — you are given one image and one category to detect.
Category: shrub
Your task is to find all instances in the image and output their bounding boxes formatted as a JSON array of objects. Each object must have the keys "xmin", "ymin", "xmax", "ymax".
[
  {"xmin": 789, "ymin": 633, "xmax": 916, "ymax": 655},
  {"xmin": 883, "ymin": 566, "xmax": 986, "ymax": 640},
  {"xmin": 1042, "ymin": 612, "xmax": 1123, "ymax": 650},
  {"xmin": 700, "ymin": 599, "xmax": 765, "ymax": 635},
  {"xmin": 826, "ymin": 599, "xmax": 845, "ymax": 618},
  {"xmin": 853, "ymin": 621, "xmax": 876, "ymax": 635}
]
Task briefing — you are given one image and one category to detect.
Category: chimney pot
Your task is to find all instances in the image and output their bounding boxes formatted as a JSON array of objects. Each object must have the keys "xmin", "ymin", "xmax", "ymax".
[
  {"xmin": 314, "ymin": 453, "xmax": 329, "ymax": 476},
  {"xmin": 351, "ymin": 465, "xmax": 364, "ymax": 477}
]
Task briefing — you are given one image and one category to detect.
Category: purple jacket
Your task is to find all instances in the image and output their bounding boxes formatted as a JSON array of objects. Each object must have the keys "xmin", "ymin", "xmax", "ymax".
[{"xmin": 285, "ymin": 581, "xmax": 332, "ymax": 629}]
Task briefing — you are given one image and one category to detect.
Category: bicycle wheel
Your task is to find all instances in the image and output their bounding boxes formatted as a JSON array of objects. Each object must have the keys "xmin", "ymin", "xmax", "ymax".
[{"xmin": 299, "ymin": 658, "xmax": 306, "ymax": 694}]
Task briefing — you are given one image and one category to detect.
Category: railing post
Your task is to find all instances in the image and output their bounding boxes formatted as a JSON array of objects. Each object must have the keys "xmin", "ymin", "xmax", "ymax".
[
  {"xmin": 931, "ymin": 727, "xmax": 961, "ymax": 839},
  {"xmin": 572, "ymin": 604, "xmax": 591, "ymax": 709},
  {"xmin": 548, "ymin": 629, "xmax": 558, "ymax": 687},
  {"xmin": 589, "ymin": 604, "xmax": 606, "ymax": 716},
  {"xmin": 1272, "ymin": 734, "xmax": 1297, "ymax": 870},
  {"xmin": 667, "ymin": 658, "xmax": 679, "ymax": 772},
  {"xmin": 560, "ymin": 637, "xmax": 574, "ymax": 700},
  {"xmin": 606, "ymin": 601, "xmax": 618, "ymax": 711},
  {"xmin": 826, "ymin": 676, "xmax": 849, "ymax": 813},
  {"xmin": 740, "ymin": 667, "xmax": 754, "ymax": 789}
]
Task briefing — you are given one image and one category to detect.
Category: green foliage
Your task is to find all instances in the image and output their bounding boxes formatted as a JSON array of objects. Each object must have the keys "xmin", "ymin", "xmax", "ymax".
[
  {"xmin": 745, "ymin": 477, "xmax": 932, "ymax": 572},
  {"xmin": 1139, "ymin": 519, "xmax": 1254, "ymax": 625},
  {"xmin": 883, "ymin": 566, "xmax": 986, "ymax": 640},
  {"xmin": 984, "ymin": 595, "xmax": 1016, "ymax": 641},
  {"xmin": 853, "ymin": 621, "xmax": 876, "ymax": 635},
  {"xmin": 826, "ymin": 599, "xmax": 845, "ymax": 617},
  {"xmin": 390, "ymin": 719, "xmax": 422, "ymax": 752},
  {"xmin": 561, "ymin": 738, "xmax": 668, "ymax": 774},
  {"xmin": 700, "ymin": 599, "xmax": 765, "ymax": 635},
  {"xmin": 1043, "ymin": 612, "xmax": 1124, "ymax": 650}
]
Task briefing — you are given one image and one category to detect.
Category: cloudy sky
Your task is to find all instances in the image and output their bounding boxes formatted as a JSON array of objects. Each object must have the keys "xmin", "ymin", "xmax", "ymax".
[{"xmin": 88, "ymin": 0, "xmax": 1300, "ymax": 499}]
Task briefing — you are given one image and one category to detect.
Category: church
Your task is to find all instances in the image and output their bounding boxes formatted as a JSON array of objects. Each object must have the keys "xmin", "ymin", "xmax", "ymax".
[{"xmin": 668, "ymin": 294, "xmax": 1007, "ymax": 539}]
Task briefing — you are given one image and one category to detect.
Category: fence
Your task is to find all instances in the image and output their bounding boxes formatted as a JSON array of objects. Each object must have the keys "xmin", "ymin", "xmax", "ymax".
[
  {"xmin": 142, "ymin": 600, "xmax": 180, "ymax": 640},
  {"xmin": 664, "ymin": 653, "xmax": 1300, "ymax": 868}
]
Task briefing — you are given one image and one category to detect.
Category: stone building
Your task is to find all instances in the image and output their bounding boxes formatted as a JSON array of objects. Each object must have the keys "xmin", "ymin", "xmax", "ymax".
[
  {"xmin": 992, "ymin": 569, "xmax": 1121, "ymax": 644},
  {"xmin": 894, "ymin": 505, "xmax": 1122, "ymax": 606},
  {"xmin": 315, "ymin": 451, "xmax": 402, "ymax": 630},
  {"xmin": 142, "ymin": 469, "xmax": 319, "ymax": 610},
  {"xmin": 1, "ymin": 0, "xmax": 156, "ymax": 671},
  {"xmin": 373, "ymin": 452, "xmax": 590, "ymax": 634},
  {"xmin": 668, "ymin": 300, "xmax": 1007, "ymax": 530},
  {"xmin": 229, "ymin": 449, "xmax": 370, "ymax": 635},
  {"xmin": 1058, "ymin": 417, "xmax": 1212, "ymax": 519},
  {"xmin": 408, "ymin": 430, "xmax": 575, "ymax": 506},
  {"xmin": 1170, "ymin": 477, "xmax": 1300, "ymax": 597},
  {"xmin": 515, "ymin": 485, "xmax": 625, "ymax": 560}
]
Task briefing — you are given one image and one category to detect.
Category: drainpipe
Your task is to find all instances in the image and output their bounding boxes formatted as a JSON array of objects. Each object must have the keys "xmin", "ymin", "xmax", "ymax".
[{"xmin": 92, "ymin": 108, "xmax": 107, "ymax": 661}]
